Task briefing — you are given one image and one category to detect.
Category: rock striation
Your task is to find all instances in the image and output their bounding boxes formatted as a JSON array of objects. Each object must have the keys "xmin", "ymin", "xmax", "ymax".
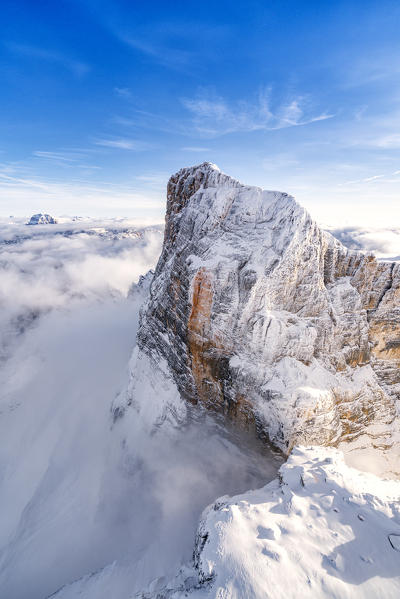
[{"xmin": 129, "ymin": 163, "xmax": 399, "ymax": 468}]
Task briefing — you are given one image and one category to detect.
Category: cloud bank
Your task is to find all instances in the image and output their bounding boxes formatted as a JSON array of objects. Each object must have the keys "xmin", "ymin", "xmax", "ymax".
[
  {"xmin": 0, "ymin": 218, "xmax": 163, "ymax": 360},
  {"xmin": 0, "ymin": 219, "xmax": 281, "ymax": 599},
  {"xmin": 328, "ymin": 225, "xmax": 400, "ymax": 261}
]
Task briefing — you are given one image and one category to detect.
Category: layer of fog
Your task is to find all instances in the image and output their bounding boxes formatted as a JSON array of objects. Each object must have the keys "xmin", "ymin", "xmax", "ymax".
[
  {"xmin": 327, "ymin": 225, "xmax": 400, "ymax": 261},
  {"xmin": 0, "ymin": 218, "xmax": 163, "ymax": 360},
  {"xmin": 0, "ymin": 219, "xmax": 281, "ymax": 599}
]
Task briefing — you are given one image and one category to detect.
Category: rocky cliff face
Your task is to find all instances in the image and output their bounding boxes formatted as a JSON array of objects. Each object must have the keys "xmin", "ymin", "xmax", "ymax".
[{"xmin": 129, "ymin": 163, "xmax": 399, "ymax": 467}]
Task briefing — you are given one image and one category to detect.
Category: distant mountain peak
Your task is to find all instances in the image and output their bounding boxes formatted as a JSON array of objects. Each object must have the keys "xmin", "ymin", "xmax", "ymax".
[{"xmin": 27, "ymin": 213, "xmax": 58, "ymax": 225}]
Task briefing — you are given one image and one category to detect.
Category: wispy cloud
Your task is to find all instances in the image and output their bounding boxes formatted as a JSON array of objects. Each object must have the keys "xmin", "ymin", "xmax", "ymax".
[
  {"xmin": 6, "ymin": 42, "xmax": 89, "ymax": 77},
  {"xmin": 341, "ymin": 109, "xmax": 400, "ymax": 150},
  {"xmin": 363, "ymin": 174, "xmax": 385, "ymax": 182},
  {"xmin": 114, "ymin": 87, "xmax": 132, "ymax": 98},
  {"xmin": 34, "ymin": 151, "xmax": 76, "ymax": 162},
  {"xmin": 354, "ymin": 105, "xmax": 368, "ymax": 121},
  {"xmin": 134, "ymin": 172, "xmax": 169, "ymax": 189},
  {"xmin": 262, "ymin": 153, "xmax": 301, "ymax": 171},
  {"xmin": 135, "ymin": 174, "xmax": 166, "ymax": 183},
  {"xmin": 181, "ymin": 146, "xmax": 211, "ymax": 152},
  {"xmin": 181, "ymin": 90, "xmax": 334, "ymax": 137},
  {"xmin": 109, "ymin": 20, "xmax": 231, "ymax": 72},
  {"xmin": 94, "ymin": 138, "xmax": 153, "ymax": 151},
  {"xmin": 110, "ymin": 109, "xmax": 178, "ymax": 135},
  {"xmin": 339, "ymin": 48, "xmax": 400, "ymax": 89},
  {"xmin": 32, "ymin": 150, "xmax": 101, "ymax": 172},
  {"xmin": 110, "ymin": 92, "xmax": 334, "ymax": 141},
  {"xmin": 0, "ymin": 171, "xmax": 55, "ymax": 191},
  {"xmin": 121, "ymin": 36, "xmax": 192, "ymax": 70},
  {"xmin": 340, "ymin": 170, "xmax": 400, "ymax": 186},
  {"xmin": 372, "ymin": 134, "xmax": 400, "ymax": 149}
]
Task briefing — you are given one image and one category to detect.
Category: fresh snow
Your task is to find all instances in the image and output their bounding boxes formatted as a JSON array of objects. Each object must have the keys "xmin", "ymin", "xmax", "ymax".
[{"xmin": 145, "ymin": 446, "xmax": 400, "ymax": 599}]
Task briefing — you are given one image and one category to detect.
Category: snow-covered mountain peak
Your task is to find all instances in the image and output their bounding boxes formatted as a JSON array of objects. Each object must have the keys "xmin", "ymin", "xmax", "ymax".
[
  {"xmin": 160, "ymin": 163, "xmax": 305, "ymax": 280},
  {"xmin": 166, "ymin": 161, "xmax": 297, "ymax": 224},
  {"xmin": 27, "ymin": 213, "xmax": 58, "ymax": 225},
  {"xmin": 129, "ymin": 164, "xmax": 400, "ymax": 474}
]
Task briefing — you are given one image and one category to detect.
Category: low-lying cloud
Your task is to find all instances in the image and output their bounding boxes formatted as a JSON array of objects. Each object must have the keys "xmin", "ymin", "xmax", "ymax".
[
  {"xmin": 327, "ymin": 225, "xmax": 400, "ymax": 261},
  {"xmin": 0, "ymin": 218, "xmax": 163, "ymax": 359},
  {"xmin": 0, "ymin": 217, "xmax": 281, "ymax": 599}
]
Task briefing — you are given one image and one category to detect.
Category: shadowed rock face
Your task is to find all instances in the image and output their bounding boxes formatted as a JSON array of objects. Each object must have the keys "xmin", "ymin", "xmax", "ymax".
[{"xmin": 135, "ymin": 163, "xmax": 399, "ymax": 458}]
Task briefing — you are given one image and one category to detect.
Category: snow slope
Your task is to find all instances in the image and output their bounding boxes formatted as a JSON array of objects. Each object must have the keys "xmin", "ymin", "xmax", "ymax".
[{"xmin": 139, "ymin": 447, "xmax": 400, "ymax": 599}]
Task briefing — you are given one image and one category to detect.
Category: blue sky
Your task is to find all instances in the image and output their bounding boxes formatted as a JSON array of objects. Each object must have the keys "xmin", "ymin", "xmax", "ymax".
[{"xmin": 0, "ymin": 0, "xmax": 399, "ymax": 225}]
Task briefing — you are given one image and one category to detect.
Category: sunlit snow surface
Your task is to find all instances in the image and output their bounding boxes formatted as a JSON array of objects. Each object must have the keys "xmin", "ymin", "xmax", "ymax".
[
  {"xmin": 0, "ymin": 217, "xmax": 281, "ymax": 599},
  {"xmin": 164, "ymin": 447, "xmax": 400, "ymax": 599}
]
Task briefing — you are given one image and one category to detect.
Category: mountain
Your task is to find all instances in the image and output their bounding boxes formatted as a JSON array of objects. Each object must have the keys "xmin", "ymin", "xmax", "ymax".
[
  {"xmin": 123, "ymin": 162, "xmax": 399, "ymax": 474},
  {"xmin": 1, "ymin": 167, "xmax": 399, "ymax": 598},
  {"xmin": 112, "ymin": 161, "xmax": 400, "ymax": 598},
  {"xmin": 27, "ymin": 213, "xmax": 58, "ymax": 225}
]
